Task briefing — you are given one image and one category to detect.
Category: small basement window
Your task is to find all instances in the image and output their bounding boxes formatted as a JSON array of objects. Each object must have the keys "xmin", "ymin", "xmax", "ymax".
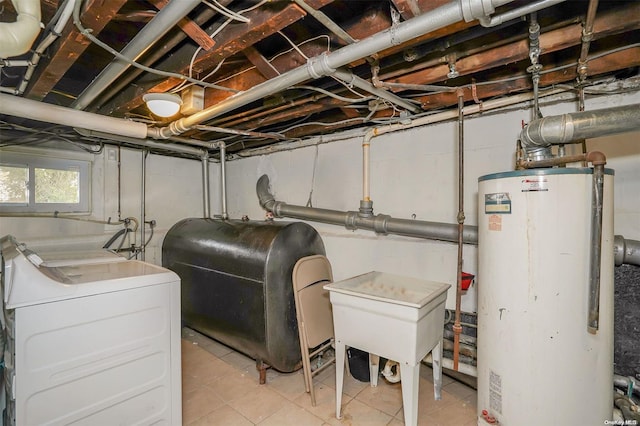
[{"xmin": 0, "ymin": 152, "xmax": 90, "ymax": 213}]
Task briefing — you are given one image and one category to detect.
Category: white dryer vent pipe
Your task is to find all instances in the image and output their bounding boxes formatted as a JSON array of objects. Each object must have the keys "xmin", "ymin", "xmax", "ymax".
[{"xmin": 0, "ymin": 0, "xmax": 42, "ymax": 59}]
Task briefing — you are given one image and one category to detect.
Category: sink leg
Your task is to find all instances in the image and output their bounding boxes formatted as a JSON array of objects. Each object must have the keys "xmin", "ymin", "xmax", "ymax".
[
  {"xmin": 432, "ymin": 339, "xmax": 443, "ymax": 400},
  {"xmin": 399, "ymin": 363, "xmax": 420, "ymax": 426},
  {"xmin": 369, "ymin": 353, "xmax": 380, "ymax": 387},
  {"xmin": 335, "ymin": 342, "xmax": 346, "ymax": 419}
]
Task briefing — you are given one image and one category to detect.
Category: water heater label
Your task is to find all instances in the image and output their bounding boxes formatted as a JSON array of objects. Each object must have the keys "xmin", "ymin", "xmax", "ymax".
[
  {"xmin": 485, "ymin": 193, "xmax": 511, "ymax": 214},
  {"xmin": 489, "ymin": 370, "xmax": 503, "ymax": 414},
  {"xmin": 521, "ymin": 176, "xmax": 549, "ymax": 192}
]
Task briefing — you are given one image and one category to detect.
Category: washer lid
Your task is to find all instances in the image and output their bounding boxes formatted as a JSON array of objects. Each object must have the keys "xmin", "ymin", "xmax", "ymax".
[
  {"xmin": 38, "ymin": 249, "xmax": 126, "ymax": 267},
  {"xmin": 4, "ymin": 245, "xmax": 178, "ymax": 309}
]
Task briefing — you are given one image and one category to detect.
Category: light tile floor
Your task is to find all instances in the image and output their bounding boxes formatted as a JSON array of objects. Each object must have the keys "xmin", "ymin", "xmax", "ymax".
[{"xmin": 181, "ymin": 328, "xmax": 477, "ymax": 426}]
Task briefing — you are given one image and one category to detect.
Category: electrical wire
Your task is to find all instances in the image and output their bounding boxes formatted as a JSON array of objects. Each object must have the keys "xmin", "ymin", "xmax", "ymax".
[
  {"xmin": 71, "ymin": 0, "xmax": 237, "ymax": 93},
  {"xmin": 174, "ymin": 0, "xmax": 269, "ymax": 93},
  {"xmin": 305, "ymin": 145, "xmax": 319, "ymax": 208},
  {"xmin": 202, "ymin": 0, "xmax": 250, "ymax": 23},
  {"xmin": 291, "ymin": 85, "xmax": 374, "ymax": 103}
]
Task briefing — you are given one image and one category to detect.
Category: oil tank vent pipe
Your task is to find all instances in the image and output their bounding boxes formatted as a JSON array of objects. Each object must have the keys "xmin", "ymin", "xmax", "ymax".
[
  {"xmin": 256, "ymin": 174, "xmax": 478, "ymax": 244},
  {"xmin": 202, "ymin": 151, "xmax": 210, "ymax": 219}
]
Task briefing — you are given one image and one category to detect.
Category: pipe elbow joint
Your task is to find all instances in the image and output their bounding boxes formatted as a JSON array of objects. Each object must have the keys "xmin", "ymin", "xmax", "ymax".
[
  {"xmin": 256, "ymin": 174, "xmax": 276, "ymax": 211},
  {"xmin": 520, "ymin": 114, "xmax": 574, "ymax": 149},
  {"xmin": 586, "ymin": 150, "xmax": 607, "ymax": 166},
  {"xmin": 461, "ymin": 0, "xmax": 496, "ymax": 23}
]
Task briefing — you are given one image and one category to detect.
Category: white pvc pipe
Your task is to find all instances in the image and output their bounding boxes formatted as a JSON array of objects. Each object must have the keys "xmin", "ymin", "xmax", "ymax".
[
  {"xmin": 0, "ymin": 93, "xmax": 148, "ymax": 139},
  {"xmin": 0, "ymin": 0, "xmax": 41, "ymax": 58}
]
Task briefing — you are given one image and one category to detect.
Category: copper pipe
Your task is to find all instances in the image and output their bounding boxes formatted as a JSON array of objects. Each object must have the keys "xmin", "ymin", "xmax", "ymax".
[
  {"xmin": 453, "ymin": 91, "xmax": 465, "ymax": 371},
  {"xmin": 577, "ymin": 0, "xmax": 600, "ymax": 83}
]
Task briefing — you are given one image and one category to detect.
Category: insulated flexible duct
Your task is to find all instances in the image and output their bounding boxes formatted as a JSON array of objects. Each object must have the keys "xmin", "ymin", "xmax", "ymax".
[{"xmin": 0, "ymin": 0, "xmax": 41, "ymax": 58}]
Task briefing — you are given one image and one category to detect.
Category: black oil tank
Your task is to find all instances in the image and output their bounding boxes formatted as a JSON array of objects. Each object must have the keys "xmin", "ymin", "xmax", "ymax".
[{"xmin": 162, "ymin": 218, "xmax": 325, "ymax": 372}]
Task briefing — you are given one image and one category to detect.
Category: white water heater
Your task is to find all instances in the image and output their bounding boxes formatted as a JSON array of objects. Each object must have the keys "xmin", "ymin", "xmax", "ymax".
[{"xmin": 477, "ymin": 168, "xmax": 614, "ymax": 425}]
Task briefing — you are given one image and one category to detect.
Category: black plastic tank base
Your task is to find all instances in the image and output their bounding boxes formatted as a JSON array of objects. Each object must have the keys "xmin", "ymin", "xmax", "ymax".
[{"xmin": 162, "ymin": 218, "xmax": 325, "ymax": 373}]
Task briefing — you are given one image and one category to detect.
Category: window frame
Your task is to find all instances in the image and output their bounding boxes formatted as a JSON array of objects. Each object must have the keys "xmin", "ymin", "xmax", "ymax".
[{"xmin": 0, "ymin": 151, "xmax": 91, "ymax": 214}]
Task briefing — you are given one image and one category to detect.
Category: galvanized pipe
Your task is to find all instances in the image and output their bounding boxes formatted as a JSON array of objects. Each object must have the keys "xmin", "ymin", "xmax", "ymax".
[
  {"xmin": 257, "ymin": 174, "xmax": 479, "ymax": 244},
  {"xmin": 153, "ymin": 0, "xmax": 517, "ymax": 139},
  {"xmin": 140, "ymin": 150, "xmax": 147, "ymax": 261},
  {"xmin": 577, "ymin": 0, "xmax": 600, "ymax": 83},
  {"xmin": 219, "ymin": 142, "xmax": 228, "ymax": 220},
  {"xmin": 614, "ymin": 236, "xmax": 640, "ymax": 267},
  {"xmin": 202, "ymin": 151, "xmax": 210, "ymax": 219},
  {"xmin": 478, "ymin": 0, "xmax": 566, "ymax": 27},
  {"xmin": 72, "ymin": 0, "xmax": 203, "ymax": 110},
  {"xmin": 588, "ymin": 161, "xmax": 605, "ymax": 334}
]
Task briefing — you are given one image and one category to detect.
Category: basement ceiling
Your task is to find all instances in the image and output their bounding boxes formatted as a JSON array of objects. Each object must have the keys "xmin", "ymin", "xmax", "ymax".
[{"xmin": 1, "ymin": 0, "xmax": 639, "ymax": 157}]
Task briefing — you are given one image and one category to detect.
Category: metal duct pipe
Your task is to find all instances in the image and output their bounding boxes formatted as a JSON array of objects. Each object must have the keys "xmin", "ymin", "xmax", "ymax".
[
  {"xmin": 332, "ymin": 68, "xmax": 421, "ymax": 113},
  {"xmin": 202, "ymin": 152, "xmax": 210, "ymax": 219},
  {"xmin": 520, "ymin": 103, "xmax": 640, "ymax": 154},
  {"xmin": 151, "ymin": 0, "xmax": 518, "ymax": 139},
  {"xmin": 0, "ymin": 93, "xmax": 148, "ymax": 139},
  {"xmin": 256, "ymin": 174, "xmax": 479, "ymax": 244},
  {"xmin": 614, "ymin": 236, "xmax": 640, "ymax": 267},
  {"xmin": 479, "ymin": 0, "xmax": 565, "ymax": 27},
  {"xmin": 72, "ymin": 0, "xmax": 202, "ymax": 110},
  {"xmin": 0, "ymin": 0, "xmax": 41, "ymax": 58}
]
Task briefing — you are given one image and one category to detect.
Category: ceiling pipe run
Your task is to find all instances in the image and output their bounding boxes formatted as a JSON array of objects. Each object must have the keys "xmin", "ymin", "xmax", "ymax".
[
  {"xmin": 0, "ymin": 93, "xmax": 148, "ymax": 139},
  {"xmin": 150, "ymin": 0, "xmax": 519, "ymax": 139},
  {"xmin": 71, "ymin": 0, "xmax": 203, "ymax": 111},
  {"xmin": 478, "ymin": 0, "xmax": 565, "ymax": 27},
  {"xmin": 256, "ymin": 174, "xmax": 479, "ymax": 244},
  {"xmin": 0, "ymin": 0, "xmax": 41, "ymax": 58}
]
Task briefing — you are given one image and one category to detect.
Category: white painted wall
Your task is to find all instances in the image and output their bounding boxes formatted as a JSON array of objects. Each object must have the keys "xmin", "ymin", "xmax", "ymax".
[
  {"xmin": 1, "ymin": 146, "xmax": 208, "ymax": 266},
  {"xmin": 2, "ymin": 89, "xmax": 638, "ymax": 314},
  {"xmin": 221, "ymin": 89, "xmax": 640, "ymax": 312}
]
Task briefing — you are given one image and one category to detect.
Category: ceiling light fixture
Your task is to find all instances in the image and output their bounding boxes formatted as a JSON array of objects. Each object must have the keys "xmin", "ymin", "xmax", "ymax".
[{"xmin": 143, "ymin": 93, "xmax": 182, "ymax": 117}]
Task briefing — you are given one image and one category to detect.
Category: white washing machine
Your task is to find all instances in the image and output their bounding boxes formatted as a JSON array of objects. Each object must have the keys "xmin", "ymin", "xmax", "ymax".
[{"xmin": 0, "ymin": 236, "xmax": 182, "ymax": 426}]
